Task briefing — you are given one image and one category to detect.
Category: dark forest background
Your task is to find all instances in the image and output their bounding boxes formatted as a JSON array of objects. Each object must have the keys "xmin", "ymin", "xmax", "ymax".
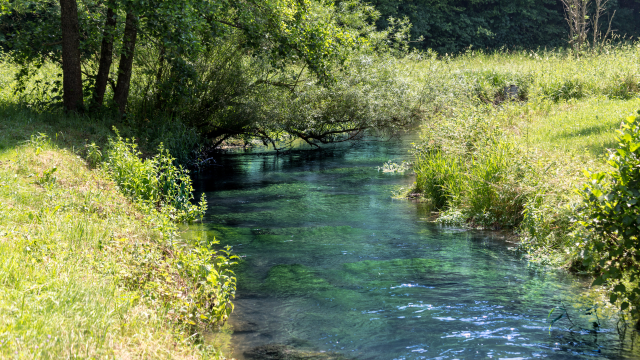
[{"xmin": 365, "ymin": 0, "xmax": 640, "ymax": 52}]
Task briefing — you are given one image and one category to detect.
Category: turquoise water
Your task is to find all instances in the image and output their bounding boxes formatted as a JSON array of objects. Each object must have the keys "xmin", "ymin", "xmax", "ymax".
[{"xmin": 186, "ymin": 139, "xmax": 640, "ymax": 359}]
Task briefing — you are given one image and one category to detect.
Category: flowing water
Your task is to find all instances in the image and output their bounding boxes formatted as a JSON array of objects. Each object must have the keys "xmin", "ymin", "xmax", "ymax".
[{"xmin": 185, "ymin": 139, "xmax": 640, "ymax": 359}]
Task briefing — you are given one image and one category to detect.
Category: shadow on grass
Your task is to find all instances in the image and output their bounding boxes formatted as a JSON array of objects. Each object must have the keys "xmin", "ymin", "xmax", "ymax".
[
  {"xmin": 586, "ymin": 140, "xmax": 618, "ymax": 158},
  {"xmin": 0, "ymin": 103, "xmax": 120, "ymax": 154},
  {"xmin": 550, "ymin": 123, "xmax": 620, "ymax": 142},
  {"xmin": 0, "ymin": 103, "xmax": 201, "ymax": 164}
]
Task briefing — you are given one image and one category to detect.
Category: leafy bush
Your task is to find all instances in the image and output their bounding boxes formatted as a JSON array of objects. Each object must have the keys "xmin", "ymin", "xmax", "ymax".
[
  {"xmin": 577, "ymin": 109, "xmax": 640, "ymax": 324},
  {"xmin": 99, "ymin": 130, "xmax": 238, "ymax": 327},
  {"xmin": 104, "ymin": 129, "xmax": 207, "ymax": 222}
]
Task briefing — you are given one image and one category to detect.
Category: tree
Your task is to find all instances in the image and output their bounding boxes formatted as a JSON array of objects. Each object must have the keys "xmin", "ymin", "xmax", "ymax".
[
  {"xmin": 93, "ymin": 4, "xmax": 116, "ymax": 107},
  {"xmin": 560, "ymin": 0, "xmax": 590, "ymax": 51},
  {"xmin": 592, "ymin": 0, "xmax": 616, "ymax": 48},
  {"xmin": 59, "ymin": 0, "xmax": 83, "ymax": 111},
  {"xmin": 1, "ymin": 0, "xmax": 420, "ymax": 150},
  {"xmin": 560, "ymin": 0, "xmax": 617, "ymax": 51},
  {"xmin": 113, "ymin": 10, "xmax": 137, "ymax": 114}
]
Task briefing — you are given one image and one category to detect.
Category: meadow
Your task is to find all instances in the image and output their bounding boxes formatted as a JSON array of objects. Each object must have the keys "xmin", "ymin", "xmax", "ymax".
[
  {"xmin": 1, "ymin": 41, "xmax": 640, "ymax": 355},
  {"xmin": 0, "ymin": 81, "xmax": 236, "ymax": 357},
  {"xmin": 408, "ymin": 42, "xmax": 640, "ymax": 265}
]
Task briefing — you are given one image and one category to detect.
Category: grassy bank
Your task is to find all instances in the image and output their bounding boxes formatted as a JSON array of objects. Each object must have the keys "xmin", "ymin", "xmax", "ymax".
[
  {"xmin": 409, "ymin": 44, "xmax": 640, "ymax": 320},
  {"xmin": 0, "ymin": 111, "xmax": 235, "ymax": 357},
  {"xmin": 407, "ymin": 43, "xmax": 640, "ymax": 236}
]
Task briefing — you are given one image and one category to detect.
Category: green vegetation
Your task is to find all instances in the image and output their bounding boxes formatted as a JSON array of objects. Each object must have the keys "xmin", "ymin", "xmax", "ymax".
[
  {"xmin": 2, "ymin": 0, "xmax": 640, "ymax": 352},
  {"xmin": 577, "ymin": 111, "xmax": 640, "ymax": 320},
  {"xmin": 0, "ymin": 0, "xmax": 420, "ymax": 154},
  {"xmin": 368, "ymin": 0, "xmax": 640, "ymax": 53},
  {"xmin": 409, "ymin": 43, "xmax": 640, "ymax": 323},
  {"xmin": 103, "ymin": 131, "xmax": 207, "ymax": 222},
  {"xmin": 0, "ymin": 118, "xmax": 236, "ymax": 357}
]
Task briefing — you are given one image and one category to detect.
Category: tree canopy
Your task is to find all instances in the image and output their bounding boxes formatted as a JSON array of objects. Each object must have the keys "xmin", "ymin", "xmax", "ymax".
[
  {"xmin": 366, "ymin": 0, "xmax": 640, "ymax": 53},
  {"xmin": 0, "ymin": 0, "xmax": 421, "ymax": 149}
]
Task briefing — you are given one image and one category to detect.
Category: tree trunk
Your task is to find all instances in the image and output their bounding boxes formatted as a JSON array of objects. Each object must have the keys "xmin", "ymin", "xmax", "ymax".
[
  {"xmin": 93, "ymin": 6, "xmax": 117, "ymax": 107},
  {"xmin": 59, "ymin": 0, "xmax": 83, "ymax": 112},
  {"xmin": 155, "ymin": 45, "xmax": 165, "ymax": 109},
  {"xmin": 113, "ymin": 11, "xmax": 138, "ymax": 115}
]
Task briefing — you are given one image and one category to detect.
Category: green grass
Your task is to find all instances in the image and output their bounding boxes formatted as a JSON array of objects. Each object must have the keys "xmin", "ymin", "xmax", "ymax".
[
  {"xmin": 520, "ymin": 98, "xmax": 640, "ymax": 157},
  {"xmin": 409, "ymin": 44, "xmax": 640, "ymax": 258},
  {"xmin": 0, "ymin": 108, "xmax": 234, "ymax": 357},
  {"xmin": 0, "ymin": 141, "xmax": 218, "ymax": 358},
  {"xmin": 408, "ymin": 46, "xmax": 640, "ymax": 321}
]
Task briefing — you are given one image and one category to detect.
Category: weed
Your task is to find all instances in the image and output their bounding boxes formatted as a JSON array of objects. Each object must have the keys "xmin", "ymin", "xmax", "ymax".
[
  {"xmin": 104, "ymin": 129, "xmax": 207, "ymax": 222},
  {"xmin": 85, "ymin": 142, "xmax": 102, "ymax": 168},
  {"xmin": 377, "ymin": 161, "xmax": 411, "ymax": 174},
  {"xmin": 36, "ymin": 165, "xmax": 57, "ymax": 185}
]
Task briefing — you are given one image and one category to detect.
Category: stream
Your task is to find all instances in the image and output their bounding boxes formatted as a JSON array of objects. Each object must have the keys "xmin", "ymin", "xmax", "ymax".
[{"xmin": 184, "ymin": 138, "xmax": 640, "ymax": 359}]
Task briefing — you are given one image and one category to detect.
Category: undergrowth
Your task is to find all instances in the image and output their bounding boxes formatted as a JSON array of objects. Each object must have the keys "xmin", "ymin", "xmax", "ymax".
[{"xmin": 104, "ymin": 129, "xmax": 207, "ymax": 222}]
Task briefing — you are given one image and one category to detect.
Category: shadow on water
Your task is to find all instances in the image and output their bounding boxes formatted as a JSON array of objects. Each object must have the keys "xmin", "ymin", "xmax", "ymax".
[{"xmin": 185, "ymin": 138, "xmax": 640, "ymax": 359}]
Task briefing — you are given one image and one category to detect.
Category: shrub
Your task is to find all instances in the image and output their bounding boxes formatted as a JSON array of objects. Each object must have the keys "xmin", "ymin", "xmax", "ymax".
[
  {"xmin": 104, "ymin": 128, "xmax": 207, "ymax": 222},
  {"xmin": 577, "ymin": 109, "xmax": 640, "ymax": 325}
]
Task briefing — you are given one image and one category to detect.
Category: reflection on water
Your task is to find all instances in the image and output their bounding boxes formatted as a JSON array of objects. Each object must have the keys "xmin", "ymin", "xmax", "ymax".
[{"xmin": 185, "ymin": 139, "xmax": 640, "ymax": 359}]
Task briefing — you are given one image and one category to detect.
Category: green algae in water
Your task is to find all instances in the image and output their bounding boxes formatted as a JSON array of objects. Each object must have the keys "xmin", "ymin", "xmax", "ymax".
[
  {"xmin": 262, "ymin": 264, "xmax": 334, "ymax": 296},
  {"xmin": 189, "ymin": 140, "xmax": 640, "ymax": 360}
]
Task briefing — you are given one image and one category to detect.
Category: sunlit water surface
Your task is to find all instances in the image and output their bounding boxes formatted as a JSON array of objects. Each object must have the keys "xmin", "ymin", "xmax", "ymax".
[{"xmin": 185, "ymin": 139, "xmax": 640, "ymax": 359}]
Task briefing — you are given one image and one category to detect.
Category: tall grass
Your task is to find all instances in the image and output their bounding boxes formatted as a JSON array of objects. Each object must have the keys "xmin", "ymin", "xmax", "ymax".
[
  {"xmin": 410, "ymin": 43, "xmax": 640, "ymax": 262},
  {"xmin": 402, "ymin": 43, "xmax": 640, "ymax": 113}
]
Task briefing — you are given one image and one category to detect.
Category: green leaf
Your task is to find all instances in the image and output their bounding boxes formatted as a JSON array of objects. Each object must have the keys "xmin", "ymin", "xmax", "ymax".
[
  {"xmin": 610, "ymin": 293, "xmax": 618, "ymax": 304},
  {"xmin": 614, "ymin": 284, "xmax": 626, "ymax": 293},
  {"xmin": 592, "ymin": 276, "xmax": 605, "ymax": 286},
  {"xmin": 621, "ymin": 302, "xmax": 629, "ymax": 311}
]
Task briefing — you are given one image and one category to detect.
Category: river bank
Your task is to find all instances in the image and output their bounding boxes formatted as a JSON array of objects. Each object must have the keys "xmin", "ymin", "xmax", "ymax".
[
  {"xmin": 409, "ymin": 46, "xmax": 640, "ymax": 324},
  {"xmin": 0, "ymin": 111, "xmax": 235, "ymax": 358}
]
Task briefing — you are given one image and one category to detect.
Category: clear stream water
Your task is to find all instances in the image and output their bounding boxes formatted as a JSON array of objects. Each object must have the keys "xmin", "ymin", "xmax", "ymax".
[{"xmin": 185, "ymin": 138, "xmax": 640, "ymax": 359}]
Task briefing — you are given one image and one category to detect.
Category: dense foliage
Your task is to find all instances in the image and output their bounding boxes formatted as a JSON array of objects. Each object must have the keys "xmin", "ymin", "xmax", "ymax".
[
  {"xmin": 407, "ymin": 44, "xmax": 640, "ymax": 325},
  {"xmin": 366, "ymin": 0, "xmax": 640, "ymax": 53},
  {"xmin": 0, "ymin": 0, "xmax": 421, "ymax": 151},
  {"xmin": 104, "ymin": 130, "xmax": 207, "ymax": 222},
  {"xmin": 578, "ymin": 110, "xmax": 640, "ymax": 323}
]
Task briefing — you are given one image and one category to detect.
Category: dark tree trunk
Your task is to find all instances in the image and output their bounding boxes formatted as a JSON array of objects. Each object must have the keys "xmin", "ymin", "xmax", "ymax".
[
  {"xmin": 59, "ymin": 0, "xmax": 83, "ymax": 112},
  {"xmin": 93, "ymin": 6, "xmax": 117, "ymax": 107},
  {"xmin": 155, "ymin": 45, "xmax": 165, "ymax": 109},
  {"xmin": 113, "ymin": 11, "xmax": 138, "ymax": 115}
]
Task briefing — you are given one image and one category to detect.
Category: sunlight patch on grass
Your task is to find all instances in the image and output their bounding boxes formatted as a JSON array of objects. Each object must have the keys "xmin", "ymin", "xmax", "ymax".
[{"xmin": 523, "ymin": 98, "xmax": 640, "ymax": 157}]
